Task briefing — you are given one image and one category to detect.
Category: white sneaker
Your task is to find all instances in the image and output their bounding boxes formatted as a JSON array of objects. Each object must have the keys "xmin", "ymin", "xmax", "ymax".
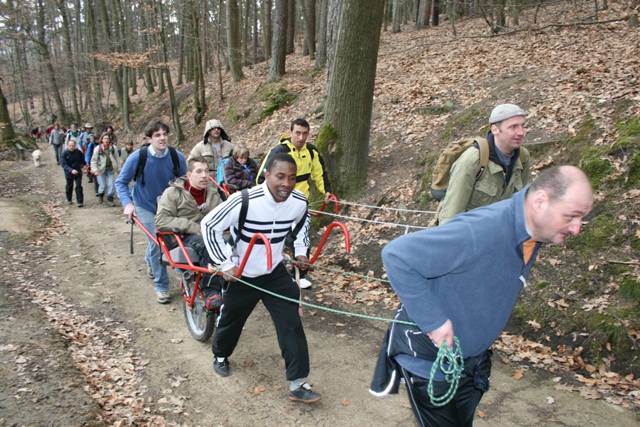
[
  {"xmin": 298, "ymin": 278, "xmax": 313, "ymax": 289},
  {"xmin": 156, "ymin": 291, "xmax": 171, "ymax": 304}
]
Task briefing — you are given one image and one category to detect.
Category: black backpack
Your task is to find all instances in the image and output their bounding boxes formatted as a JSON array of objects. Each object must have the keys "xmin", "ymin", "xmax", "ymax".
[{"xmin": 134, "ymin": 143, "xmax": 180, "ymax": 187}]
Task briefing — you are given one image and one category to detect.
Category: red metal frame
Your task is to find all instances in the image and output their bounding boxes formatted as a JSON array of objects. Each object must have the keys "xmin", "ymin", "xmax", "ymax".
[
  {"xmin": 307, "ymin": 221, "xmax": 351, "ymax": 265},
  {"xmin": 311, "ymin": 193, "xmax": 339, "ymax": 217},
  {"xmin": 132, "ymin": 216, "xmax": 272, "ymax": 311},
  {"xmin": 208, "ymin": 175, "xmax": 230, "ymax": 198}
]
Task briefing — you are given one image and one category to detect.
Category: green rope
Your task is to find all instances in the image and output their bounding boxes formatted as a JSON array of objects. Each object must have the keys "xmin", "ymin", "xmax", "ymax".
[
  {"xmin": 208, "ymin": 265, "xmax": 416, "ymax": 326},
  {"xmin": 427, "ymin": 336, "xmax": 464, "ymax": 407},
  {"xmin": 289, "ymin": 259, "xmax": 391, "ymax": 284}
]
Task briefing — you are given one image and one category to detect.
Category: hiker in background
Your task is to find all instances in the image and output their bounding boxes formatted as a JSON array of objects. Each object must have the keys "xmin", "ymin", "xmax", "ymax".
[
  {"xmin": 48, "ymin": 123, "xmax": 65, "ymax": 165},
  {"xmin": 65, "ymin": 123, "xmax": 81, "ymax": 150},
  {"xmin": 223, "ymin": 144, "xmax": 259, "ymax": 192},
  {"xmin": 60, "ymin": 139, "xmax": 85, "ymax": 207},
  {"xmin": 90, "ymin": 132, "xmax": 120, "ymax": 207},
  {"xmin": 155, "ymin": 157, "xmax": 223, "ymax": 309},
  {"xmin": 120, "ymin": 140, "xmax": 135, "ymax": 165},
  {"xmin": 257, "ymin": 118, "xmax": 333, "ymax": 289},
  {"xmin": 77, "ymin": 123, "xmax": 94, "ymax": 153},
  {"xmin": 201, "ymin": 152, "xmax": 321, "ymax": 404},
  {"xmin": 84, "ymin": 134, "xmax": 99, "ymax": 189},
  {"xmin": 372, "ymin": 166, "xmax": 594, "ymax": 427},
  {"xmin": 105, "ymin": 125, "xmax": 118, "ymax": 152},
  {"xmin": 188, "ymin": 119, "xmax": 234, "ymax": 173},
  {"xmin": 115, "ymin": 119, "xmax": 187, "ymax": 304},
  {"xmin": 434, "ymin": 104, "xmax": 531, "ymax": 225}
]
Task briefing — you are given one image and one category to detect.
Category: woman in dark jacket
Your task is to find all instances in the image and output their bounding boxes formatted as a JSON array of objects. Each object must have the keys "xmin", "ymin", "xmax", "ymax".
[{"xmin": 223, "ymin": 144, "xmax": 259, "ymax": 192}]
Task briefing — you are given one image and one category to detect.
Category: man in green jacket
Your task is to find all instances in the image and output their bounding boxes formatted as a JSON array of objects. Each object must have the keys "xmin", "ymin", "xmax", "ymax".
[
  {"xmin": 155, "ymin": 156, "xmax": 223, "ymax": 307},
  {"xmin": 436, "ymin": 104, "xmax": 532, "ymax": 225}
]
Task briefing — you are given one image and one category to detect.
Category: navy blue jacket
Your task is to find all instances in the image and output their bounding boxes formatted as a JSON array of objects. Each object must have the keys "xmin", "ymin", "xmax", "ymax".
[{"xmin": 60, "ymin": 149, "xmax": 86, "ymax": 179}]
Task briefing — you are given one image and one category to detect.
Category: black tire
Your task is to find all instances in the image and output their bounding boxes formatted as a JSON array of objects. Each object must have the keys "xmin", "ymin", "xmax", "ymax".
[{"xmin": 182, "ymin": 276, "xmax": 217, "ymax": 342}]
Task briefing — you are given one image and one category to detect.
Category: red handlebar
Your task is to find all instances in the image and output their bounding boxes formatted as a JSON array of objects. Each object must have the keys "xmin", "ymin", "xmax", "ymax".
[
  {"xmin": 308, "ymin": 221, "xmax": 351, "ymax": 265},
  {"xmin": 136, "ymin": 218, "xmax": 272, "ymax": 278},
  {"xmin": 311, "ymin": 193, "xmax": 339, "ymax": 217}
]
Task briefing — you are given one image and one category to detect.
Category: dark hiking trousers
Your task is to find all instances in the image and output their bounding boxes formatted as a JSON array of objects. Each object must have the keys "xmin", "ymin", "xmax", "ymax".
[
  {"xmin": 212, "ymin": 263, "xmax": 310, "ymax": 381},
  {"xmin": 401, "ymin": 362, "xmax": 489, "ymax": 427},
  {"xmin": 65, "ymin": 174, "xmax": 83, "ymax": 204}
]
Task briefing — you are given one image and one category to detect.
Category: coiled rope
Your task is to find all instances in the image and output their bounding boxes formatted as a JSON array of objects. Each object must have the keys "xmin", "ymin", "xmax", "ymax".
[{"xmin": 428, "ymin": 336, "xmax": 464, "ymax": 406}]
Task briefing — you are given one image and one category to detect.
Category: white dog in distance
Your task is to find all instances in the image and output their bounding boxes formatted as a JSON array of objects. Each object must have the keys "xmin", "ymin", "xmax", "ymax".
[{"xmin": 32, "ymin": 149, "xmax": 42, "ymax": 167}]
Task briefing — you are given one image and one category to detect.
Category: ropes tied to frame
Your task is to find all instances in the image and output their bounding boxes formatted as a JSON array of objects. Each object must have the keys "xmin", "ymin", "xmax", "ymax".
[
  {"xmin": 309, "ymin": 209, "xmax": 430, "ymax": 232},
  {"xmin": 313, "ymin": 199, "xmax": 437, "ymax": 215},
  {"xmin": 428, "ymin": 336, "xmax": 464, "ymax": 407},
  {"xmin": 208, "ymin": 265, "xmax": 416, "ymax": 326}
]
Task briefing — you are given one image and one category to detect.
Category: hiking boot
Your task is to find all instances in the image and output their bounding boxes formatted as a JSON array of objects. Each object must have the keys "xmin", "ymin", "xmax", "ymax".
[
  {"xmin": 156, "ymin": 291, "xmax": 171, "ymax": 304},
  {"xmin": 77, "ymin": 203, "xmax": 83, "ymax": 208},
  {"xmin": 97, "ymin": 194, "xmax": 104, "ymax": 204},
  {"xmin": 67, "ymin": 199, "xmax": 73, "ymax": 205},
  {"xmin": 205, "ymin": 292, "xmax": 222, "ymax": 310},
  {"xmin": 289, "ymin": 383, "xmax": 321, "ymax": 403},
  {"xmin": 146, "ymin": 265, "xmax": 155, "ymax": 279},
  {"xmin": 213, "ymin": 358, "xmax": 230, "ymax": 376},
  {"xmin": 299, "ymin": 278, "xmax": 313, "ymax": 289},
  {"xmin": 107, "ymin": 201, "xmax": 115, "ymax": 207}
]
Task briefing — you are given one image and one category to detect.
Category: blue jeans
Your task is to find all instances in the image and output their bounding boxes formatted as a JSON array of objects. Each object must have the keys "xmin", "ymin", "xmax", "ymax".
[
  {"xmin": 135, "ymin": 205, "xmax": 169, "ymax": 292},
  {"xmin": 97, "ymin": 169, "xmax": 115, "ymax": 199}
]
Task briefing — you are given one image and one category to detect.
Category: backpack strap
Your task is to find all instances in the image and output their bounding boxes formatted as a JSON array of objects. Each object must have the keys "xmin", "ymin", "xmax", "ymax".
[
  {"xmin": 233, "ymin": 189, "xmax": 249, "ymax": 249},
  {"xmin": 135, "ymin": 144, "xmax": 180, "ymax": 187},
  {"xmin": 289, "ymin": 208, "xmax": 309, "ymax": 241},
  {"xmin": 475, "ymin": 138, "xmax": 490, "ymax": 182},
  {"xmin": 134, "ymin": 144, "xmax": 149, "ymax": 186},
  {"xmin": 168, "ymin": 146, "xmax": 180, "ymax": 179}
]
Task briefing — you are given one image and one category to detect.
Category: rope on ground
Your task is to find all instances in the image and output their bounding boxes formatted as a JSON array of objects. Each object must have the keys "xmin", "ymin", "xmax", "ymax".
[
  {"xmin": 209, "ymin": 265, "xmax": 415, "ymax": 326},
  {"xmin": 309, "ymin": 209, "xmax": 430, "ymax": 232}
]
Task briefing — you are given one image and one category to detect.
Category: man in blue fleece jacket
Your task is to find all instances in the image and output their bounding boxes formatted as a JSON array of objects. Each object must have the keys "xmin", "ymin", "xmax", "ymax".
[
  {"xmin": 377, "ymin": 166, "xmax": 593, "ymax": 427},
  {"xmin": 115, "ymin": 119, "xmax": 187, "ymax": 304}
]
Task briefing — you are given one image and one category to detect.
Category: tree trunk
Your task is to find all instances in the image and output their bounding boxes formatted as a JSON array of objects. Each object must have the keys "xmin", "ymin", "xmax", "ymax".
[
  {"xmin": 56, "ymin": 0, "xmax": 81, "ymax": 123},
  {"xmin": 190, "ymin": 0, "xmax": 207, "ymax": 125},
  {"xmin": 34, "ymin": 0, "xmax": 70, "ymax": 125},
  {"xmin": 154, "ymin": 0, "xmax": 184, "ymax": 142},
  {"xmin": 177, "ymin": 17, "xmax": 185, "ymax": 85},
  {"xmin": 268, "ymin": 0, "xmax": 288, "ymax": 82},
  {"xmin": 322, "ymin": 0, "xmax": 385, "ymax": 199},
  {"xmin": 227, "ymin": 0, "xmax": 246, "ymax": 82},
  {"xmin": 416, "ymin": 0, "xmax": 429, "ymax": 28},
  {"xmin": 432, "ymin": 0, "xmax": 440, "ymax": 26},
  {"xmin": 299, "ymin": 0, "xmax": 315, "ymax": 60},
  {"xmin": 325, "ymin": 0, "xmax": 340, "ymax": 75},
  {"xmin": 392, "ymin": 0, "xmax": 403, "ymax": 32},
  {"xmin": 86, "ymin": 0, "xmax": 105, "ymax": 120},
  {"xmin": 0, "ymin": 83, "xmax": 20, "ymax": 147},
  {"xmin": 286, "ymin": 0, "xmax": 296, "ymax": 54},
  {"xmin": 263, "ymin": 0, "xmax": 273, "ymax": 60},
  {"xmin": 316, "ymin": 0, "xmax": 328, "ymax": 68}
]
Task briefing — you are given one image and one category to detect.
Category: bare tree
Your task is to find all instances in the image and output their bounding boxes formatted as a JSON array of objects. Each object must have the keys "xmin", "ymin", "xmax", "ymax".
[
  {"xmin": 269, "ymin": 0, "xmax": 288, "ymax": 81},
  {"xmin": 322, "ymin": 0, "xmax": 385, "ymax": 198},
  {"xmin": 300, "ymin": 0, "xmax": 315, "ymax": 60},
  {"xmin": 227, "ymin": 0, "xmax": 246, "ymax": 82}
]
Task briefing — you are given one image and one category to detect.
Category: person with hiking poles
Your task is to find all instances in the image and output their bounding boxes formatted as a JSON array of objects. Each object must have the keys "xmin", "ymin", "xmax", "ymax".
[
  {"xmin": 115, "ymin": 119, "xmax": 187, "ymax": 304},
  {"xmin": 434, "ymin": 104, "xmax": 532, "ymax": 225},
  {"xmin": 155, "ymin": 156, "xmax": 223, "ymax": 309},
  {"xmin": 371, "ymin": 166, "xmax": 594, "ymax": 427},
  {"xmin": 257, "ymin": 118, "xmax": 333, "ymax": 289},
  {"xmin": 201, "ymin": 152, "xmax": 322, "ymax": 404}
]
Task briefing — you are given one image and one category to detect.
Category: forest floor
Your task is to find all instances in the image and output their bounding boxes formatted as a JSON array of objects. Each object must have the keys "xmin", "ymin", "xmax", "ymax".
[
  {"xmin": 2, "ymin": 2, "xmax": 640, "ymax": 425},
  {"xmin": 0, "ymin": 143, "xmax": 637, "ymax": 427}
]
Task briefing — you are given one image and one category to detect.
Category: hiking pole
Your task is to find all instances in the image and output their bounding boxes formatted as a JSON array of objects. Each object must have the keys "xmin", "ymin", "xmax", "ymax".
[{"xmin": 129, "ymin": 216, "xmax": 135, "ymax": 255}]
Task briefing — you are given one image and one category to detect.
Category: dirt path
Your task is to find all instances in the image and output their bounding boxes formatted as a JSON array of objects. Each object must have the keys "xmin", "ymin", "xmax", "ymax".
[{"xmin": 1, "ymin": 148, "xmax": 638, "ymax": 426}]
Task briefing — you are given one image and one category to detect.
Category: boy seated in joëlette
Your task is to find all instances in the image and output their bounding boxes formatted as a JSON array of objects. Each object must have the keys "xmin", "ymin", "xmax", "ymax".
[{"xmin": 224, "ymin": 144, "xmax": 259, "ymax": 193}]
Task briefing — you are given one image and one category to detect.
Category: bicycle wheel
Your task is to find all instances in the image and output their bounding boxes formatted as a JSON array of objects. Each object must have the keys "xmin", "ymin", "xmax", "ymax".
[{"xmin": 182, "ymin": 274, "xmax": 217, "ymax": 342}]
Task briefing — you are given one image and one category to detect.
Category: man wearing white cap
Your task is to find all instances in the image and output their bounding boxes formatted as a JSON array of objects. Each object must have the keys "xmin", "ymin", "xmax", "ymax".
[{"xmin": 436, "ymin": 104, "xmax": 531, "ymax": 225}]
